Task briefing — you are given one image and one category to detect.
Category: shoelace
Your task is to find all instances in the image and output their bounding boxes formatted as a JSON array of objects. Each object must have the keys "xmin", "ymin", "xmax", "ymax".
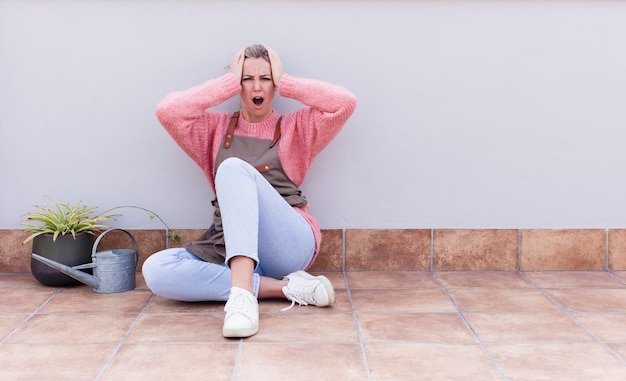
[
  {"xmin": 225, "ymin": 292, "xmax": 252, "ymax": 315},
  {"xmin": 280, "ymin": 288, "xmax": 315, "ymax": 312}
]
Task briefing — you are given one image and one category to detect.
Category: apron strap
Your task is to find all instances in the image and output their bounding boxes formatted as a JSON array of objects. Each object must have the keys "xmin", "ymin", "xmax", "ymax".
[
  {"xmin": 224, "ymin": 112, "xmax": 281, "ymax": 151},
  {"xmin": 255, "ymin": 164, "xmax": 271, "ymax": 173},
  {"xmin": 223, "ymin": 112, "xmax": 239, "ymax": 149},
  {"xmin": 269, "ymin": 116, "xmax": 282, "ymax": 148}
]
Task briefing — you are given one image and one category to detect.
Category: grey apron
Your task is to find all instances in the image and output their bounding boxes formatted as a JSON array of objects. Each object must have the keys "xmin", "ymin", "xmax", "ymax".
[{"xmin": 184, "ymin": 112, "xmax": 307, "ymax": 264}]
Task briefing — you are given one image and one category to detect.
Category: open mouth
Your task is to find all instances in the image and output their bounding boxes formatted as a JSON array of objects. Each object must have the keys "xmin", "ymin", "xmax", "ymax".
[{"xmin": 252, "ymin": 97, "xmax": 264, "ymax": 106}]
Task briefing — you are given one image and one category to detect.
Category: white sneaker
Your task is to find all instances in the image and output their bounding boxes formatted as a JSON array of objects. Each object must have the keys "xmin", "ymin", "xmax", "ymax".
[
  {"xmin": 281, "ymin": 270, "xmax": 336, "ymax": 311},
  {"xmin": 223, "ymin": 287, "xmax": 259, "ymax": 338}
]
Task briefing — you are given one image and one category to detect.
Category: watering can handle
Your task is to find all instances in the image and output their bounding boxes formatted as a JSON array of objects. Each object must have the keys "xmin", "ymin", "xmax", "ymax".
[{"xmin": 92, "ymin": 228, "xmax": 140, "ymax": 270}]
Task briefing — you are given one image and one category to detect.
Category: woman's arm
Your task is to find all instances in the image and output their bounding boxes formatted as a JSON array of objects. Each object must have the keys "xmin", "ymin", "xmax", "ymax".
[
  {"xmin": 155, "ymin": 73, "xmax": 242, "ymax": 168},
  {"xmin": 267, "ymin": 46, "xmax": 356, "ymax": 159},
  {"xmin": 279, "ymin": 74, "xmax": 357, "ymax": 162}
]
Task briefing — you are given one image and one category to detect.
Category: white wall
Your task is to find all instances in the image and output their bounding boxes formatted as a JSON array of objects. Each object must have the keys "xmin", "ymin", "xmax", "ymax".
[{"xmin": 2, "ymin": 0, "xmax": 626, "ymax": 230}]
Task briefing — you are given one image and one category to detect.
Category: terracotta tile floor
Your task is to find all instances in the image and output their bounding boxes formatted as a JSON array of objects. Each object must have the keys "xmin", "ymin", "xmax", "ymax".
[{"xmin": 1, "ymin": 270, "xmax": 626, "ymax": 380}]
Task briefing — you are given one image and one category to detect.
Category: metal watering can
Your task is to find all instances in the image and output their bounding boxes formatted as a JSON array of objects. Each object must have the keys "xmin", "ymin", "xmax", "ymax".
[{"xmin": 31, "ymin": 228, "xmax": 139, "ymax": 293}]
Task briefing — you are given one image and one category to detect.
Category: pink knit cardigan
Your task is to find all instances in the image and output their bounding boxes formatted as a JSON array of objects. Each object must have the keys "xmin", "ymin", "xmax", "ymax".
[{"xmin": 155, "ymin": 72, "xmax": 357, "ymax": 260}]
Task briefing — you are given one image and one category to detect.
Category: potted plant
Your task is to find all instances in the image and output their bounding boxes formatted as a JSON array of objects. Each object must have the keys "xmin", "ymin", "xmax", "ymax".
[
  {"xmin": 22, "ymin": 200, "xmax": 181, "ymax": 287},
  {"xmin": 22, "ymin": 200, "xmax": 117, "ymax": 286}
]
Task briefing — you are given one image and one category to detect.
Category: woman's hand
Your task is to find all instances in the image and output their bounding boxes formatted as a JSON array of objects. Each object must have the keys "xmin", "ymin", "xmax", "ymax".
[
  {"xmin": 229, "ymin": 48, "xmax": 245, "ymax": 83},
  {"xmin": 266, "ymin": 46, "xmax": 284, "ymax": 89}
]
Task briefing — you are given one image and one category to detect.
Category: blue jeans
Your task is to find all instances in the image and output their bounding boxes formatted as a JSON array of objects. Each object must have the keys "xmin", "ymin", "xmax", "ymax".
[{"xmin": 142, "ymin": 158, "xmax": 316, "ymax": 301}]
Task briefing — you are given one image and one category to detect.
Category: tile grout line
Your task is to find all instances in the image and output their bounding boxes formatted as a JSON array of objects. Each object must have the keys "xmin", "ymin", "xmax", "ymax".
[
  {"xmin": 343, "ymin": 266, "xmax": 373, "ymax": 381},
  {"xmin": 608, "ymin": 271, "xmax": 626, "ymax": 286},
  {"xmin": 342, "ymin": 228, "xmax": 373, "ymax": 378},
  {"xmin": 0, "ymin": 288, "xmax": 62, "ymax": 345},
  {"xmin": 431, "ymin": 272, "xmax": 510, "ymax": 381},
  {"xmin": 520, "ymin": 272, "xmax": 626, "ymax": 366},
  {"xmin": 93, "ymin": 292, "xmax": 155, "ymax": 381},
  {"xmin": 230, "ymin": 340, "xmax": 244, "ymax": 381}
]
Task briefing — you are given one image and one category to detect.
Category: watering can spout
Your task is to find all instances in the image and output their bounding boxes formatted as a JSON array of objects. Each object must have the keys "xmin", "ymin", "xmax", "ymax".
[{"xmin": 31, "ymin": 253, "xmax": 99, "ymax": 289}]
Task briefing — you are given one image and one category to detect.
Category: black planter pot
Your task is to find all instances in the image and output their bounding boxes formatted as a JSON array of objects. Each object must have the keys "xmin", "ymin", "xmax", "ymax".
[{"xmin": 31, "ymin": 233, "xmax": 95, "ymax": 287}]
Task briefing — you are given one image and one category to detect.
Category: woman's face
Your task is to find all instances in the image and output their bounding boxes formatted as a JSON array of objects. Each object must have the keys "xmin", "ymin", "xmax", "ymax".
[{"xmin": 240, "ymin": 57, "xmax": 275, "ymax": 123}]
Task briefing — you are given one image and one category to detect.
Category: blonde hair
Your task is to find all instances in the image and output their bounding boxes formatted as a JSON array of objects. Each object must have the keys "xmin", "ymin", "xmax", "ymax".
[{"xmin": 244, "ymin": 44, "xmax": 270, "ymax": 63}]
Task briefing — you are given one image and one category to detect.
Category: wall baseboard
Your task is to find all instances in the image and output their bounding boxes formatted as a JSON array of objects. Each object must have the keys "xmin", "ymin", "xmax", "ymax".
[{"xmin": 2, "ymin": 228, "xmax": 625, "ymax": 273}]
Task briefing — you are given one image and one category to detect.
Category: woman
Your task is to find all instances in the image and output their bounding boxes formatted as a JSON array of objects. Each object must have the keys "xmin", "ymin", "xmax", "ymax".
[{"xmin": 142, "ymin": 44, "xmax": 357, "ymax": 338}]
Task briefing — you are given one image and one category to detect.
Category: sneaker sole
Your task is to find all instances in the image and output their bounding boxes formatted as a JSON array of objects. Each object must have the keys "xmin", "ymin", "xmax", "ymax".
[
  {"xmin": 223, "ymin": 325, "xmax": 259, "ymax": 338},
  {"xmin": 293, "ymin": 270, "xmax": 336, "ymax": 306}
]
